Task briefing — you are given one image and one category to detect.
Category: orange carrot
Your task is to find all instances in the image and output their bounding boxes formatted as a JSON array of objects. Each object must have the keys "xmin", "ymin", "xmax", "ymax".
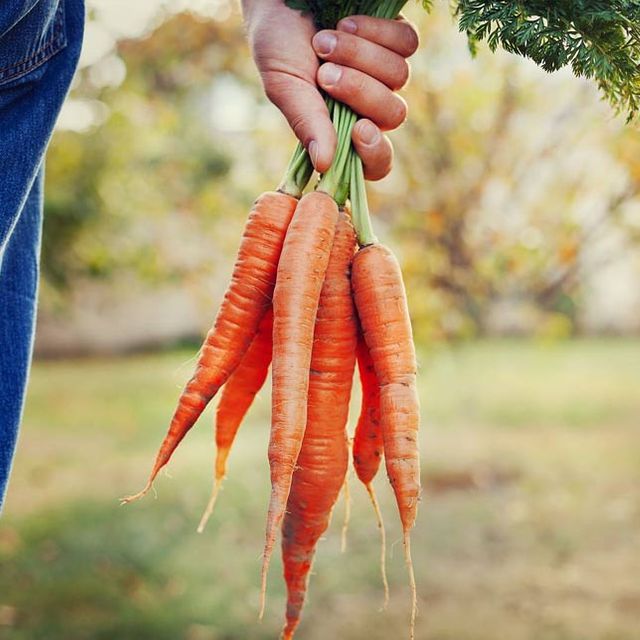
[
  {"xmin": 352, "ymin": 242, "xmax": 420, "ymax": 637},
  {"xmin": 281, "ymin": 212, "xmax": 357, "ymax": 639},
  {"xmin": 197, "ymin": 308, "xmax": 273, "ymax": 533},
  {"xmin": 260, "ymin": 190, "xmax": 339, "ymax": 617},
  {"xmin": 122, "ymin": 191, "xmax": 297, "ymax": 504},
  {"xmin": 353, "ymin": 334, "xmax": 383, "ymax": 486},
  {"xmin": 352, "ymin": 333, "xmax": 389, "ymax": 607}
]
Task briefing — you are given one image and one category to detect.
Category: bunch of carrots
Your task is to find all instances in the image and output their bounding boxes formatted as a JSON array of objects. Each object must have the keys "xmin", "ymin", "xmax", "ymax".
[
  {"xmin": 122, "ymin": 1, "xmax": 420, "ymax": 637},
  {"xmin": 121, "ymin": 0, "xmax": 640, "ymax": 636}
]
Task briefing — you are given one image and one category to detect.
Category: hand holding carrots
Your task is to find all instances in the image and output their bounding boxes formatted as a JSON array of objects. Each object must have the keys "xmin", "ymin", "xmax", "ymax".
[{"xmin": 242, "ymin": 0, "xmax": 418, "ymax": 178}]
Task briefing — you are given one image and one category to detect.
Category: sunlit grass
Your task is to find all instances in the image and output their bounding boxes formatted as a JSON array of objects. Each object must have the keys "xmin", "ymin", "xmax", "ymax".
[{"xmin": 1, "ymin": 340, "xmax": 639, "ymax": 639}]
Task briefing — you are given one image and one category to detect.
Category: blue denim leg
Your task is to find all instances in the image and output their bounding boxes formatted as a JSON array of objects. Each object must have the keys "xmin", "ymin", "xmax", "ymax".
[
  {"xmin": 0, "ymin": 0, "xmax": 85, "ymax": 510},
  {"xmin": 0, "ymin": 167, "xmax": 43, "ymax": 506}
]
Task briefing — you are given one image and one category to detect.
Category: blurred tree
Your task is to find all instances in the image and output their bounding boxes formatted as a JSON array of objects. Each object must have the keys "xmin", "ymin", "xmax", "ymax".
[
  {"xmin": 43, "ymin": 12, "xmax": 253, "ymax": 290},
  {"xmin": 379, "ymin": 5, "xmax": 640, "ymax": 341}
]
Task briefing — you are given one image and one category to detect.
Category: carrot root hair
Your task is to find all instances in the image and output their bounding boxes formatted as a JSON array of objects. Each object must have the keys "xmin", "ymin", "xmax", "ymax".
[
  {"xmin": 340, "ymin": 473, "xmax": 351, "ymax": 554},
  {"xmin": 365, "ymin": 482, "xmax": 389, "ymax": 610},
  {"xmin": 120, "ymin": 479, "xmax": 154, "ymax": 505},
  {"xmin": 197, "ymin": 475, "xmax": 224, "ymax": 534},
  {"xmin": 259, "ymin": 508, "xmax": 283, "ymax": 620},
  {"xmin": 404, "ymin": 531, "xmax": 417, "ymax": 640}
]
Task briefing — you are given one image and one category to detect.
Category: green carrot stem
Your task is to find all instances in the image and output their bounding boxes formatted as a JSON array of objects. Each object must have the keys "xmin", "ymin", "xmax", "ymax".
[
  {"xmin": 335, "ymin": 147, "xmax": 353, "ymax": 207},
  {"xmin": 350, "ymin": 153, "xmax": 378, "ymax": 247},
  {"xmin": 278, "ymin": 141, "xmax": 314, "ymax": 198},
  {"xmin": 316, "ymin": 101, "xmax": 356, "ymax": 199},
  {"xmin": 282, "ymin": 2, "xmax": 409, "ymax": 203}
]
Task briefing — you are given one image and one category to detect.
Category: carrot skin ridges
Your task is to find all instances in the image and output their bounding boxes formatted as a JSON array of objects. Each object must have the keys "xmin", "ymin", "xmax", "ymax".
[
  {"xmin": 352, "ymin": 335, "xmax": 383, "ymax": 486},
  {"xmin": 351, "ymin": 243, "xmax": 420, "ymax": 532},
  {"xmin": 354, "ymin": 334, "xmax": 389, "ymax": 608},
  {"xmin": 122, "ymin": 191, "xmax": 297, "ymax": 504},
  {"xmin": 260, "ymin": 190, "xmax": 339, "ymax": 617},
  {"xmin": 352, "ymin": 243, "xmax": 420, "ymax": 637},
  {"xmin": 214, "ymin": 307, "xmax": 273, "ymax": 480},
  {"xmin": 197, "ymin": 308, "xmax": 274, "ymax": 533},
  {"xmin": 281, "ymin": 213, "xmax": 357, "ymax": 639}
]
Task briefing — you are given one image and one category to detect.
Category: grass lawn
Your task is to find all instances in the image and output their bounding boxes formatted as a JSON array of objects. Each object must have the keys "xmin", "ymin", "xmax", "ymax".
[{"xmin": 1, "ymin": 340, "xmax": 639, "ymax": 640}]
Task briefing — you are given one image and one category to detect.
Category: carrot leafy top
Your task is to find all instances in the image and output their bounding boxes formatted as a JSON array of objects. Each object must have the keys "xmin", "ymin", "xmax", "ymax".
[
  {"xmin": 284, "ymin": 1, "xmax": 420, "ymax": 28},
  {"xmin": 286, "ymin": 0, "xmax": 640, "ymax": 121}
]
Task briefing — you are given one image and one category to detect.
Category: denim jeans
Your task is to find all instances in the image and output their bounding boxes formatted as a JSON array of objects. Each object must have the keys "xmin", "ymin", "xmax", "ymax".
[{"xmin": 0, "ymin": 0, "xmax": 84, "ymax": 510}]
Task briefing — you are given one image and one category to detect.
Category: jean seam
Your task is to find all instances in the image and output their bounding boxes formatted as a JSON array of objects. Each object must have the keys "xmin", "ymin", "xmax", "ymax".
[{"xmin": 0, "ymin": 1, "xmax": 67, "ymax": 84}]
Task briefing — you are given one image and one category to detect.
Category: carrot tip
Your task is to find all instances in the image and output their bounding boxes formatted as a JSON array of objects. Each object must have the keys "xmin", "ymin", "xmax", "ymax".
[
  {"xmin": 119, "ymin": 480, "xmax": 154, "ymax": 505},
  {"xmin": 196, "ymin": 476, "xmax": 224, "ymax": 534},
  {"xmin": 340, "ymin": 474, "xmax": 351, "ymax": 554},
  {"xmin": 403, "ymin": 531, "xmax": 417, "ymax": 640},
  {"xmin": 366, "ymin": 483, "xmax": 390, "ymax": 610},
  {"xmin": 258, "ymin": 562, "xmax": 269, "ymax": 620}
]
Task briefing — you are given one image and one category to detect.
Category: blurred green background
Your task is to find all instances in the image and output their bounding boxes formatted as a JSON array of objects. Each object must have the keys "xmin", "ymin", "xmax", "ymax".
[{"xmin": 2, "ymin": 1, "xmax": 640, "ymax": 639}]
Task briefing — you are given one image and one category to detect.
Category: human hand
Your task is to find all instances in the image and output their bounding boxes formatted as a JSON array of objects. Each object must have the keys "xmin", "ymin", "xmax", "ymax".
[{"xmin": 242, "ymin": 0, "xmax": 418, "ymax": 180}]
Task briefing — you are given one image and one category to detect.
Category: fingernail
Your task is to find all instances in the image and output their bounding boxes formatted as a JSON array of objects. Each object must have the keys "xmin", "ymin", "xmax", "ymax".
[
  {"xmin": 319, "ymin": 63, "xmax": 342, "ymax": 87},
  {"xmin": 308, "ymin": 140, "xmax": 319, "ymax": 168},
  {"xmin": 339, "ymin": 18, "xmax": 357, "ymax": 33},
  {"xmin": 359, "ymin": 120, "xmax": 380, "ymax": 145},
  {"xmin": 314, "ymin": 32, "xmax": 337, "ymax": 56}
]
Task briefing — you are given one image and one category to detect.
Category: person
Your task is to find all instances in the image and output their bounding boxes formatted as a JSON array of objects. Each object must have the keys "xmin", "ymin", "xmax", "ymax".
[{"xmin": 0, "ymin": 0, "xmax": 418, "ymax": 509}]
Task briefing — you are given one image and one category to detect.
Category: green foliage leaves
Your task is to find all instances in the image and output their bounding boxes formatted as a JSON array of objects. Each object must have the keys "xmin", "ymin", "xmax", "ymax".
[
  {"xmin": 453, "ymin": 1, "xmax": 640, "ymax": 120},
  {"xmin": 287, "ymin": 0, "xmax": 640, "ymax": 120},
  {"xmin": 43, "ymin": 13, "xmax": 240, "ymax": 290},
  {"xmin": 283, "ymin": 0, "xmax": 411, "ymax": 27}
]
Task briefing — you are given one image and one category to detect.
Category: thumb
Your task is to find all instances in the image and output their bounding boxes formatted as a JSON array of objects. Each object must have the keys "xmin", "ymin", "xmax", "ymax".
[{"xmin": 261, "ymin": 70, "xmax": 337, "ymax": 173}]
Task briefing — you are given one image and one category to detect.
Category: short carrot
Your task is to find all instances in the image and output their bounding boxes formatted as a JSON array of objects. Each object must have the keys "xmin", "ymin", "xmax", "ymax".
[
  {"xmin": 352, "ymin": 333, "xmax": 389, "ymax": 607},
  {"xmin": 122, "ymin": 191, "xmax": 297, "ymax": 504},
  {"xmin": 197, "ymin": 308, "xmax": 274, "ymax": 533},
  {"xmin": 352, "ymin": 242, "xmax": 420, "ymax": 638},
  {"xmin": 281, "ymin": 212, "xmax": 357, "ymax": 639},
  {"xmin": 260, "ymin": 190, "xmax": 339, "ymax": 617}
]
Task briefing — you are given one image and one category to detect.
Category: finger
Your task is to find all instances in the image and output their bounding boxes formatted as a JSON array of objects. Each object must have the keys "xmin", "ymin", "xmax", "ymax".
[
  {"xmin": 312, "ymin": 30, "xmax": 410, "ymax": 90},
  {"xmin": 261, "ymin": 70, "xmax": 336, "ymax": 173},
  {"xmin": 317, "ymin": 63, "xmax": 407, "ymax": 131},
  {"xmin": 337, "ymin": 15, "xmax": 419, "ymax": 57},
  {"xmin": 352, "ymin": 119, "xmax": 393, "ymax": 181}
]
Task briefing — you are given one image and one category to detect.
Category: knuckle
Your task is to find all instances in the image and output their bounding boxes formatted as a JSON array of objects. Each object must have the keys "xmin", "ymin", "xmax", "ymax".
[
  {"xmin": 330, "ymin": 32, "xmax": 348, "ymax": 58},
  {"xmin": 261, "ymin": 72, "xmax": 286, "ymax": 106},
  {"xmin": 402, "ymin": 23, "xmax": 420, "ymax": 55},
  {"xmin": 331, "ymin": 67, "xmax": 363, "ymax": 99},
  {"xmin": 386, "ymin": 97, "xmax": 407, "ymax": 129},
  {"xmin": 262, "ymin": 80, "xmax": 280, "ymax": 106},
  {"xmin": 364, "ymin": 156, "xmax": 392, "ymax": 181},
  {"xmin": 390, "ymin": 60, "xmax": 410, "ymax": 90},
  {"xmin": 289, "ymin": 112, "xmax": 311, "ymax": 143},
  {"xmin": 351, "ymin": 70, "xmax": 368, "ymax": 96}
]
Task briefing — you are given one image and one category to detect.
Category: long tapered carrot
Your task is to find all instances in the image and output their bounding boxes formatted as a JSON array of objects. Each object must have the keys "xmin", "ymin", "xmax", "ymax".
[
  {"xmin": 122, "ymin": 191, "xmax": 297, "ymax": 504},
  {"xmin": 281, "ymin": 212, "xmax": 357, "ymax": 640},
  {"xmin": 352, "ymin": 333, "xmax": 389, "ymax": 607},
  {"xmin": 352, "ymin": 242, "xmax": 420, "ymax": 638},
  {"xmin": 259, "ymin": 190, "xmax": 339, "ymax": 617},
  {"xmin": 197, "ymin": 308, "xmax": 274, "ymax": 533}
]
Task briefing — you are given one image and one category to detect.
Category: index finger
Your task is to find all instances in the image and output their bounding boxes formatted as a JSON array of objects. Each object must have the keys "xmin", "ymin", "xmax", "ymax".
[{"xmin": 336, "ymin": 15, "xmax": 419, "ymax": 57}]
